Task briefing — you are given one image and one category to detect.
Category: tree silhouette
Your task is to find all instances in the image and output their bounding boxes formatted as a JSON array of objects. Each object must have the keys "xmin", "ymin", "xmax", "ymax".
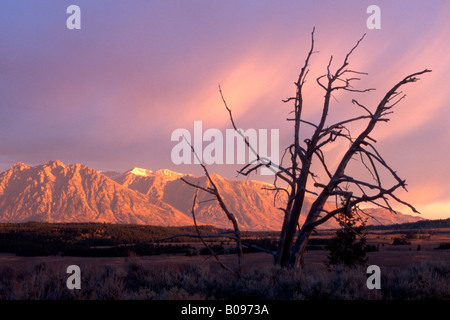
[{"xmin": 182, "ymin": 28, "xmax": 430, "ymax": 270}]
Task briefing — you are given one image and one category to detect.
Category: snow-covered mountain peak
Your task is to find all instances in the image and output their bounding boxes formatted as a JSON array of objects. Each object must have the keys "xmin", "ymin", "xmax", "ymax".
[
  {"xmin": 129, "ymin": 167, "xmax": 153, "ymax": 177},
  {"xmin": 155, "ymin": 169, "xmax": 186, "ymax": 181}
]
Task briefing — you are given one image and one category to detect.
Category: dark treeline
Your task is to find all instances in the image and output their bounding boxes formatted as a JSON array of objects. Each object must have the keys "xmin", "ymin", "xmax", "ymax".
[
  {"xmin": 2, "ymin": 219, "xmax": 447, "ymax": 257},
  {"xmin": 0, "ymin": 222, "xmax": 222, "ymax": 257},
  {"xmin": 365, "ymin": 218, "xmax": 450, "ymax": 231},
  {"xmin": 0, "ymin": 222, "xmax": 279, "ymax": 257}
]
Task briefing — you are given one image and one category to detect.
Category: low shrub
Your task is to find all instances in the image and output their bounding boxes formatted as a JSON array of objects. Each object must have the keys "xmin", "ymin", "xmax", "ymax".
[
  {"xmin": 392, "ymin": 236, "xmax": 411, "ymax": 245},
  {"xmin": 0, "ymin": 259, "xmax": 448, "ymax": 300}
]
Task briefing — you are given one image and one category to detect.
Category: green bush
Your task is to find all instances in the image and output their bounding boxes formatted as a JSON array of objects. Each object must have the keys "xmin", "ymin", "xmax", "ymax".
[{"xmin": 326, "ymin": 211, "xmax": 368, "ymax": 268}]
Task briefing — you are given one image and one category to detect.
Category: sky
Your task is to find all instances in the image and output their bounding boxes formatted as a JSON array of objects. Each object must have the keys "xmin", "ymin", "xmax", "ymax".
[{"xmin": 0, "ymin": 0, "xmax": 449, "ymax": 219}]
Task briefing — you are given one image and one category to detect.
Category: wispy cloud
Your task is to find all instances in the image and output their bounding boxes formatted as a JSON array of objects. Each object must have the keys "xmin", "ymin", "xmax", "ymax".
[{"xmin": 0, "ymin": 1, "xmax": 448, "ymax": 219}]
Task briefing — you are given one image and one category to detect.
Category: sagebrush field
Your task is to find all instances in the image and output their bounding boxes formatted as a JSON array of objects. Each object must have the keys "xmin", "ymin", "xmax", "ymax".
[{"xmin": 0, "ymin": 221, "xmax": 449, "ymax": 300}]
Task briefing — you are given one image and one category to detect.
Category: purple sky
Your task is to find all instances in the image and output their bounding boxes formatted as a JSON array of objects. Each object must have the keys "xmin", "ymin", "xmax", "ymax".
[{"xmin": 0, "ymin": 1, "xmax": 449, "ymax": 219}]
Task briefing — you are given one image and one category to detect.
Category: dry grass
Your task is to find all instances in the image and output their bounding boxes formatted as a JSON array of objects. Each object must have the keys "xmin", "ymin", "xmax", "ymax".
[
  {"xmin": 1, "ymin": 227, "xmax": 449, "ymax": 300},
  {"xmin": 0, "ymin": 255, "xmax": 448, "ymax": 300}
]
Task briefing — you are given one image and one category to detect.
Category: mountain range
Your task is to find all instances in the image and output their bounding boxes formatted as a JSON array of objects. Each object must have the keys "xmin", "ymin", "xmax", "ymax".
[{"xmin": 0, "ymin": 160, "xmax": 422, "ymax": 230}]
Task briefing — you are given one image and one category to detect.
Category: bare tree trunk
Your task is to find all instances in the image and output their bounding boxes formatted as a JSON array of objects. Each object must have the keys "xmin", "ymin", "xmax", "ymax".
[
  {"xmin": 273, "ymin": 30, "xmax": 430, "ymax": 269},
  {"xmin": 288, "ymin": 197, "xmax": 327, "ymax": 267},
  {"xmin": 181, "ymin": 28, "xmax": 430, "ymax": 271},
  {"xmin": 275, "ymin": 164, "xmax": 310, "ymax": 266},
  {"xmin": 290, "ymin": 228, "xmax": 311, "ymax": 268},
  {"xmin": 285, "ymin": 68, "xmax": 431, "ymax": 268}
]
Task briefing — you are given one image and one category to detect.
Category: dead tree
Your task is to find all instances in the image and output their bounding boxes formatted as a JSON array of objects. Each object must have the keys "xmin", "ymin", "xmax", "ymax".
[
  {"xmin": 163, "ymin": 138, "xmax": 274, "ymax": 275},
  {"xmin": 180, "ymin": 139, "xmax": 244, "ymax": 274},
  {"xmin": 221, "ymin": 28, "xmax": 430, "ymax": 268}
]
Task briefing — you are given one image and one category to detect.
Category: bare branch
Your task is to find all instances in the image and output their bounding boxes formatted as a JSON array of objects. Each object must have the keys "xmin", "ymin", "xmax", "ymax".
[
  {"xmin": 333, "ymin": 33, "xmax": 367, "ymax": 77},
  {"xmin": 286, "ymin": 118, "xmax": 319, "ymax": 129},
  {"xmin": 242, "ymin": 242, "xmax": 276, "ymax": 256},
  {"xmin": 314, "ymin": 149, "xmax": 333, "ymax": 179},
  {"xmin": 190, "ymin": 188, "xmax": 237, "ymax": 275},
  {"xmin": 179, "ymin": 133, "xmax": 244, "ymax": 273},
  {"xmin": 261, "ymin": 186, "xmax": 290, "ymax": 198},
  {"xmin": 389, "ymin": 192, "xmax": 420, "ymax": 214},
  {"xmin": 219, "ymin": 85, "xmax": 280, "ymax": 177},
  {"xmin": 320, "ymin": 115, "xmax": 372, "ymax": 137},
  {"xmin": 305, "ymin": 180, "xmax": 410, "ymax": 230},
  {"xmin": 180, "ymin": 177, "xmax": 215, "ymax": 195},
  {"xmin": 352, "ymin": 99, "xmax": 373, "ymax": 116}
]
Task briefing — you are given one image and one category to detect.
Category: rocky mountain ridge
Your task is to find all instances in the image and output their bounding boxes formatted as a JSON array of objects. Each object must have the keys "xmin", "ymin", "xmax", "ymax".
[{"xmin": 0, "ymin": 160, "xmax": 423, "ymax": 230}]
